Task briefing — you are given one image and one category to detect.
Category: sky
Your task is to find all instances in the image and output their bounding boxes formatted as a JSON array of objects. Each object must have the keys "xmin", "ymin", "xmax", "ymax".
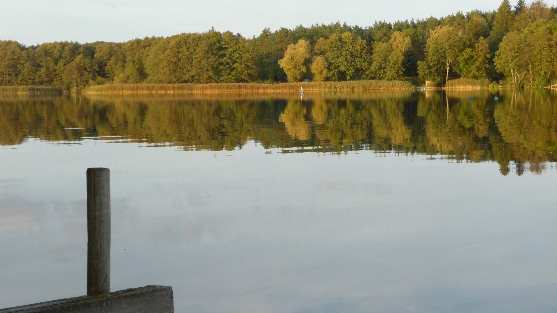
[{"xmin": 0, "ymin": 0, "xmax": 528, "ymax": 45}]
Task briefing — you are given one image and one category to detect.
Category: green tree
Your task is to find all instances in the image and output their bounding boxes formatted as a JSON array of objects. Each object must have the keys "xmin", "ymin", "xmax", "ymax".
[
  {"xmin": 368, "ymin": 41, "xmax": 390, "ymax": 79},
  {"xmin": 311, "ymin": 56, "xmax": 328, "ymax": 81},
  {"xmin": 219, "ymin": 32, "xmax": 256, "ymax": 82},
  {"xmin": 462, "ymin": 12, "xmax": 490, "ymax": 46},
  {"xmin": 252, "ymin": 28, "xmax": 293, "ymax": 82},
  {"xmin": 2, "ymin": 6, "xmax": 557, "ymax": 89},
  {"xmin": 314, "ymin": 32, "xmax": 368, "ymax": 81},
  {"xmin": 0, "ymin": 41, "xmax": 25, "ymax": 85},
  {"xmin": 495, "ymin": 20, "xmax": 557, "ymax": 87},
  {"xmin": 457, "ymin": 37, "xmax": 490, "ymax": 79},
  {"xmin": 191, "ymin": 31, "xmax": 223, "ymax": 83},
  {"xmin": 369, "ymin": 31, "xmax": 411, "ymax": 80},
  {"xmin": 489, "ymin": 0, "xmax": 514, "ymax": 51},
  {"xmin": 515, "ymin": 0, "xmax": 526, "ymax": 14},
  {"xmin": 63, "ymin": 55, "xmax": 94, "ymax": 90},
  {"xmin": 419, "ymin": 25, "xmax": 465, "ymax": 84},
  {"xmin": 278, "ymin": 39, "xmax": 311, "ymax": 82},
  {"xmin": 495, "ymin": 31, "xmax": 528, "ymax": 87}
]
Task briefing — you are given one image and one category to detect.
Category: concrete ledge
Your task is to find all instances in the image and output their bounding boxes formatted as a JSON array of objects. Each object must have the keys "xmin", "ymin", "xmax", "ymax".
[{"xmin": 0, "ymin": 286, "xmax": 173, "ymax": 313}]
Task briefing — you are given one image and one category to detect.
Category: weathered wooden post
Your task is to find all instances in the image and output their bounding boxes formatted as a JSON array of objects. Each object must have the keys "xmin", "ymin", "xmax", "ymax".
[
  {"xmin": 0, "ymin": 168, "xmax": 174, "ymax": 313},
  {"xmin": 87, "ymin": 168, "xmax": 111, "ymax": 296}
]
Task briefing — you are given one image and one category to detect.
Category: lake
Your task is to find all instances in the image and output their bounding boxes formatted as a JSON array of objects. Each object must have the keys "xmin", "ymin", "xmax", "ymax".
[{"xmin": 1, "ymin": 91, "xmax": 557, "ymax": 313}]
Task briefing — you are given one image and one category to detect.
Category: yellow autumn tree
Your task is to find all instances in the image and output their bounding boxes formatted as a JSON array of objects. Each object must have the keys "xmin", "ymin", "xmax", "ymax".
[
  {"xmin": 311, "ymin": 56, "xmax": 328, "ymax": 81},
  {"xmin": 278, "ymin": 39, "xmax": 311, "ymax": 82}
]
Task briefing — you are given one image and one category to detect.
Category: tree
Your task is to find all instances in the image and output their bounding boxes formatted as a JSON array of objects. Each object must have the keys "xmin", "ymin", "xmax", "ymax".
[
  {"xmin": 219, "ymin": 32, "xmax": 256, "ymax": 83},
  {"xmin": 2, "ymin": 6, "xmax": 557, "ymax": 89},
  {"xmin": 18, "ymin": 59, "xmax": 37, "ymax": 85},
  {"xmin": 495, "ymin": 32, "xmax": 527, "ymax": 87},
  {"xmin": 463, "ymin": 12, "xmax": 490, "ymax": 46},
  {"xmin": 368, "ymin": 41, "xmax": 390, "ymax": 79},
  {"xmin": 457, "ymin": 37, "xmax": 490, "ymax": 79},
  {"xmin": 369, "ymin": 31, "xmax": 411, "ymax": 80},
  {"xmin": 513, "ymin": 1, "xmax": 554, "ymax": 30},
  {"xmin": 489, "ymin": 0, "xmax": 514, "ymax": 51},
  {"xmin": 515, "ymin": 0, "xmax": 526, "ymax": 14},
  {"xmin": 311, "ymin": 56, "xmax": 328, "ymax": 81},
  {"xmin": 252, "ymin": 28, "xmax": 293, "ymax": 82},
  {"xmin": 314, "ymin": 32, "xmax": 368, "ymax": 81},
  {"xmin": 420, "ymin": 25, "xmax": 465, "ymax": 84},
  {"xmin": 191, "ymin": 31, "xmax": 224, "ymax": 83},
  {"xmin": 0, "ymin": 41, "xmax": 25, "ymax": 85},
  {"xmin": 118, "ymin": 39, "xmax": 152, "ymax": 83},
  {"xmin": 278, "ymin": 39, "xmax": 311, "ymax": 82},
  {"xmin": 63, "ymin": 55, "xmax": 94, "ymax": 89},
  {"xmin": 495, "ymin": 20, "xmax": 557, "ymax": 87}
]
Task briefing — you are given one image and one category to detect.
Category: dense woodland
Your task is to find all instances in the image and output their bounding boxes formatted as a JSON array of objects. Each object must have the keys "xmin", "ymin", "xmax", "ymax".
[
  {"xmin": 0, "ymin": 91, "xmax": 556, "ymax": 175},
  {"xmin": 1, "ymin": 0, "xmax": 557, "ymax": 89}
]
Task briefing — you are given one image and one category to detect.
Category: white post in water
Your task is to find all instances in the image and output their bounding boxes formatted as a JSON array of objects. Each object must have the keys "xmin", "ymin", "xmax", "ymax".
[{"xmin": 86, "ymin": 168, "xmax": 111, "ymax": 296}]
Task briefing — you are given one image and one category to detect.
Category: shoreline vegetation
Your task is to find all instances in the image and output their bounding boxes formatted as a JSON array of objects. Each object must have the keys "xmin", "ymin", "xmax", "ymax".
[
  {"xmin": 83, "ymin": 90, "xmax": 416, "ymax": 102},
  {"xmin": 1, "ymin": 0, "xmax": 557, "ymax": 92},
  {"xmin": 0, "ymin": 86, "xmax": 63, "ymax": 96},
  {"xmin": 0, "ymin": 79, "xmax": 506, "ymax": 97},
  {"xmin": 83, "ymin": 81, "xmax": 415, "ymax": 96},
  {"xmin": 0, "ymin": 79, "xmax": 528, "ymax": 97},
  {"xmin": 15, "ymin": 74, "xmax": 557, "ymax": 98}
]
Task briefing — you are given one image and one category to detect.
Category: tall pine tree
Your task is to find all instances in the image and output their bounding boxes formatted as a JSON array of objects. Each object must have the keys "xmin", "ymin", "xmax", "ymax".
[{"xmin": 489, "ymin": 0, "xmax": 514, "ymax": 52}]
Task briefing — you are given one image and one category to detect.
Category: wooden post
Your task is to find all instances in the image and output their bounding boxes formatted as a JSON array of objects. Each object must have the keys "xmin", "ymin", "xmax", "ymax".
[
  {"xmin": 1, "ymin": 168, "xmax": 175, "ymax": 313},
  {"xmin": 86, "ymin": 168, "xmax": 111, "ymax": 296}
]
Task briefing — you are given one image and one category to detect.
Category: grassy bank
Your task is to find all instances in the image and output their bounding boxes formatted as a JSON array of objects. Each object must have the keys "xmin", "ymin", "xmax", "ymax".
[
  {"xmin": 444, "ymin": 78, "xmax": 493, "ymax": 90},
  {"xmin": 83, "ymin": 81, "xmax": 415, "ymax": 96},
  {"xmin": 423, "ymin": 79, "xmax": 494, "ymax": 90},
  {"xmin": 0, "ymin": 86, "xmax": 63, "ymax": 96},
  {"xmin": 84, "ymin": 90, "xmax": 415, "ymax": 103}
]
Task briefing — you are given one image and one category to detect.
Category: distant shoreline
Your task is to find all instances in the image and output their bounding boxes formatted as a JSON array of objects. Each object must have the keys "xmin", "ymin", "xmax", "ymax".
[
  {"xmin": 0, "ymin": 79, "xmax": 508, "ymax": 97},
  {"xmin": 82, "ymin": 81, "xmax": 415, "ymax": 96},
  {"xmin": 0, "ymin": 86, "xmax": 63, "ymax": 96}
]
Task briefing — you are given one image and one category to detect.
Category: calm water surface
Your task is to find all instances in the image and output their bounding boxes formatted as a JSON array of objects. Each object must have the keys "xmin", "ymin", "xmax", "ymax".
[{"xmin": 1, "ymin": 92, "xmax": 557, "ymax": 313}]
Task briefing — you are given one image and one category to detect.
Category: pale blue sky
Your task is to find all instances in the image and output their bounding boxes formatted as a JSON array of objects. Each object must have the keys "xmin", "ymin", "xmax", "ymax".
[{"xmin": 0, "ymin": 0, "xmax": 530, "ymax": 45}]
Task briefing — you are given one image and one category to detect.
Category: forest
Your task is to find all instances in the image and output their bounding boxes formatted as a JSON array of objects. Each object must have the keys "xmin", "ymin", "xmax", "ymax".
[{"xmin": 0, "ymin": 0, "xmax": 556, "ymax": 89}]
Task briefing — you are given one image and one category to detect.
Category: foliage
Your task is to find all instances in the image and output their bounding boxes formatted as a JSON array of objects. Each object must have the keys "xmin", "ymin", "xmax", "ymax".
[
  {"xmin": 0, "ymin": 1, "xmax": 556, "ymax": 88},
  {"xmin": 489, "ymin": 0, "xmax": 515, "ymax": 51},
  {"xmin": 278, "ymin": 40, "xmax": 311, "ymax": 82},
  {"xmin": 419, "ymin": 25, "xmax": 466, "ymax": 83},
  {"xmin": 495, "ymin": 19, "xmax": 557, "ymax": 88},
  {"xmin": 314, "ymin": 32, "xmax": 368, "ymax": 81},
  {"xmin": 83, "ymin": 80, "xmax": 414, "ymax": 96},
  {"xmin": 311, "ymin": 56, "xmax": 328, "ymax": 81},
  {"xmin": 368, "ymin": 31, "xmax": 411, "ymax": 80},
  {"xmin": 457, "ymin": 37, "xmax": 491, "ymax": 79}
]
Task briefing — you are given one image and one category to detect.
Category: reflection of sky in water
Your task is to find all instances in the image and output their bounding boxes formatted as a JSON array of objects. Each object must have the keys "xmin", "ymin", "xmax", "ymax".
[{"xmin": 1, "ymin": 139, "xmax": 557, "ymax": 313}]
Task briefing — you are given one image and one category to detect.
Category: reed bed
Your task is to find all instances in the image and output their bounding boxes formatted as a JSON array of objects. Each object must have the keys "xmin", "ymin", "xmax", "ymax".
[
  {"xmin": 84, "ymin": 90, "xmax": 415, "ymax": 103},
  {"xmin": 444, "ymin": 78, "xmax": 491, "ymax": 90},
  {"xmin": 83, "ymin": 81, "xmax": 415, "ymax": 96},
  {"xmin": 0, "ymin": 86, "xmax": 63, "ymax": 96}
]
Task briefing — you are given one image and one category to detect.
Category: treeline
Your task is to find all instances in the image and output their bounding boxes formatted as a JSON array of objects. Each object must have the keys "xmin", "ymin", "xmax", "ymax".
[
  {"xmin": 1, "ymin": 91, "xmax": 556, "ymax": 175},
  {"xmin": 1, "ymin": 0, "xmax": 557, "ymax": 89}
]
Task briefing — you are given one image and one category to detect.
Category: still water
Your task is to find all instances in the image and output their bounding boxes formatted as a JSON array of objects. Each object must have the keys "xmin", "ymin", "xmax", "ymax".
[{"xmin": 1, "ymin": 92, "xmax": 557, "ymax": 313}]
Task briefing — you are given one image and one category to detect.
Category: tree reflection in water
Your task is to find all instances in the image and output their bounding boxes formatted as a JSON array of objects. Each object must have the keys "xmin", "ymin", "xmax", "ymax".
[{"xmin": 1, "ymin": 91, "xmax": 556, "ymax": 175}]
